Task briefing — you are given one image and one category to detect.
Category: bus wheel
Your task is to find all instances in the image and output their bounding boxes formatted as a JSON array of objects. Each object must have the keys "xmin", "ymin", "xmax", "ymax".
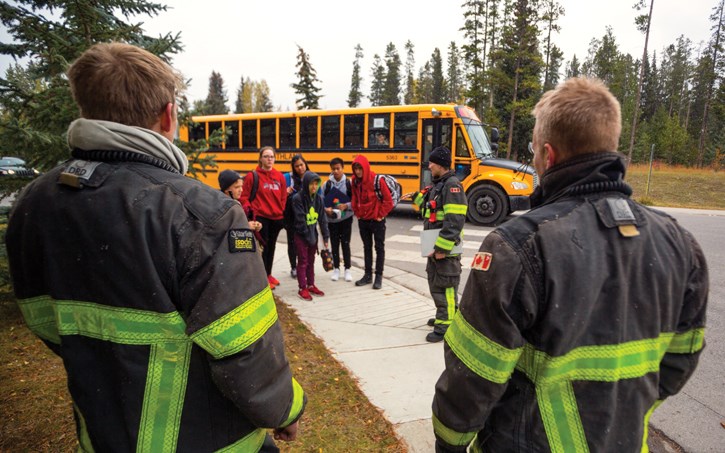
[{"xmin": 467, "ymin": 184, "xmax": 509, "ymax": 226}]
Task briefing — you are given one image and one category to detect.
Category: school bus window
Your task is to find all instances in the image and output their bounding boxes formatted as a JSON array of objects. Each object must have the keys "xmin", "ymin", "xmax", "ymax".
[
  {"xmin": 209, "ymin": 121, "xmax": 222, "ymax": 150},
  {"xmin": 321, "ymin": 116, "xmax": 340, "ymax": 149},
  {"xmin": 260, "ymin": 119, "xmax": 275, "ymax": 147},
  {"xmin": 225, "ymin": 120, "xmax": 240, "ymax": 149},
  {"xmin": 189, "ymin": 122, "xmax": 205, "ymax": 142},
  {"xmin": 455, "ymin": 127, "xmax": 470, "ymax": 158},
  {"xmin": 279, "ymin": 118, "xmax": 296, "ymax": 149},
  {"xmin": 441, "ymin": 123, "xmax": 452, "ymax": 150},
  {"xmin": 368, "ymin": 114, "xmax": 390, "ymax": 147},
  {"xmin": 242, "ymin": 120, "xmax": 257, "ymax": 149},
  {"xmin": 394, "ymin": 112, "xmax": 418, "ymax": 148},
  {"xmin": 344, "ymin": 114, "xmax": 364, "ymax": 148},
  {"xmin": 300, "ymin": 116, "xmax": 318, "ymax": 148}
]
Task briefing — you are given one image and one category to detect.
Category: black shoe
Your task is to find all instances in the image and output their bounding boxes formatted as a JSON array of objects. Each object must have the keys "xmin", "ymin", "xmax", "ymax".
[
  {"xmin": 373, "ymin": 274, "xmax": 383, "ymax": 290},
  {"xmin": 427, "ymin": 318, "xmax": 436, "ymax": 327},
  {"xmin": 355, "ymin": 274, "xmax": 372, "ymax": 286},
  {"xmin": 426, "ymin": 331, "xmax": 445, "ymax": 343}
]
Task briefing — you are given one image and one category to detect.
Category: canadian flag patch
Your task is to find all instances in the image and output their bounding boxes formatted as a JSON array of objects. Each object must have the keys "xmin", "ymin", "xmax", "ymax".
[{"xmin": 471, "ymin": 252, "xmax": 493, "ymax": 271}]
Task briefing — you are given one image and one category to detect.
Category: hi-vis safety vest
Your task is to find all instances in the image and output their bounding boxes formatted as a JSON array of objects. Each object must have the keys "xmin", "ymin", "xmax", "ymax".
[
  {"xmin": 7, "ymin": 155, "xmax": 306, "ymax": 452},
  {"xmin": 431, "ymin": 153, "xmax": 708, "ymax": 453}
]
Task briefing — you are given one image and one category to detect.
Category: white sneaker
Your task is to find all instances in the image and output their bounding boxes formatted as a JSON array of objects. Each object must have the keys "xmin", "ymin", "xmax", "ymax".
[
  {"xmin": 344, "ymin": 269, "xmax": 352, "ymax": 282},
  {"xmin": 331, "ymin": 268, "xmax": 340, "ymax": 281}
]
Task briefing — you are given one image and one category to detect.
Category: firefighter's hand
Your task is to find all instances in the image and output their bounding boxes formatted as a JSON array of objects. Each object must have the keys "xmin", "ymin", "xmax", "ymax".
[
  {"xmin": 273, "ymin": 422, "xmax": 298, "ymax": 442},
  {"xmin": 429, "ymin": 251, "xmax": 446, "ymax": 260}
]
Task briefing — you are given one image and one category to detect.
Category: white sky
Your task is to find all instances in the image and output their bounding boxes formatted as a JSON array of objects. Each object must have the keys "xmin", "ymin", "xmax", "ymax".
[{"xmin": 0, "ymin": 0, "xmax": 717, "ymax": 111}]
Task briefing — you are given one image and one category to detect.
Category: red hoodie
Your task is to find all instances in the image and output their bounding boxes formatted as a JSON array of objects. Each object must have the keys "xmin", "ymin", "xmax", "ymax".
[
  {"xmin": 239, "ymin": 166, "xmax": 287, "ymax": 220},
  {"xmin": 351, "ymin": 155, "xmax": 393, "ymax": 220}
]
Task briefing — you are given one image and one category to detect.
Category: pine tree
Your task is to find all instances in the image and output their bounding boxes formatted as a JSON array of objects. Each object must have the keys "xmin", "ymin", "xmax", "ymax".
[
  {"xmin": 369, "ymin": 54, "xmax": 386, "ymax": 106},
  {"xmin": 461, "ymin": 0, "xmax": 486, "ymax": 113},
  {"xmin": 0, "ymin": 0, "xmax": 182, "ymax": 172},
  {"xmin": 382, "ymin": 43, "xmax": 402, "ymax": 105},
  {"xmin": 447, "ymin": 42, "xmax": 465, "ymax": 103},
  {"xmin": 234, "ymin": 76, "xmax": 246, "ymax": 113},
  {"xmin": 539, "ymin": 0, "xmax": 565, "ymax": 92},
  {"xmin": 565, "ymin": 55, "xmax": 581, "ymax": 78},
  {"xmin": 404, "ymin": 40, "xmax": 416, "ymax": 104},
  {"xmin": 347, "ymin": 44, "xmax": 364, "ymax": 107},
  {"xmin": 291, "ymin": 45, "xmax": 323, "ymax": 110},
  {"xmin": 204, "ymin": 71, "xmax": 228, "ymax": 114},
  {"xmin": 414, "ymin": 62, "xmax": 434, "ymax": 104},
  {"xmin": 695, "ymin": 0, "xmax": 724, "ymax": 167},
  {"xmin": 627, "ymin": 0, "xmax": 656, "ymax": 163},
  {"xmin": 430, "ymin": 48, "xmax": 447, "ymax": 103}
]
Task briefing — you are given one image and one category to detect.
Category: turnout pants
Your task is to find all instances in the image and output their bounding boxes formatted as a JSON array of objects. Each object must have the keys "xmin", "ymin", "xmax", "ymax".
[{"xmin": 426, "ymin": 256, "xmax": 462, "ymax": 334}]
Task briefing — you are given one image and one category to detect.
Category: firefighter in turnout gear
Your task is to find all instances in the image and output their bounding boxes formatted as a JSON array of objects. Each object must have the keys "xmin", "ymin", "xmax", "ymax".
[
  {"xmin": 431, "ymin": 78, "xmax": 708, "ymax": 452},
  {"xmin": 6, "ymin": 43, "xmax": 305, "ymax": 452},
  {"xmin": 413, "ymin": 147, "xmax": 468, "ymax": 343}
]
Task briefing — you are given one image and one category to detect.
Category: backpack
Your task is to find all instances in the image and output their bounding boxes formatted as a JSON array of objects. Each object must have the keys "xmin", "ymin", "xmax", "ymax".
[
  {"xmin": 324, "ymin": 178, "xmax": 352, "ymax": 197},
  {"xmin": 374, "ymin": 174, "xmax": 402, "ymax": 208},
  {"xmin": 248, "ymin": 170, "xmax": 259, "ymax": 202}
]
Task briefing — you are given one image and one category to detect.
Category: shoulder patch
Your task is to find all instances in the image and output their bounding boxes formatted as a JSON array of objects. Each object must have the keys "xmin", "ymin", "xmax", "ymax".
[
  {"xmin": 228, "ymin": 229, "xmax": 257, "ymax": 253},
  {"xmin": 471, "ymin": 252, "xmax": 493, "ymax": 271},
  {"xmin": 450, "ymin": 187, "xmax": 461, "ymax": 193}
]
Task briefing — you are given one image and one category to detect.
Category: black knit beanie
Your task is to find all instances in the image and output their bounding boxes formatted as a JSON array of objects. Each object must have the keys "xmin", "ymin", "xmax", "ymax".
[
  {"xmin": 218, "ymin": 169, "xmax": 242, "ymax": 191},
  {"xmin": 429, "ymin": 146, "xmax": 452, "ymax": 169}
]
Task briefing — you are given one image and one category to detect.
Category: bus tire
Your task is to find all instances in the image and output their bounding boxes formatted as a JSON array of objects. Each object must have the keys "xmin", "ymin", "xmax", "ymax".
[{"xmin": 467, "ymin": 184, "xmax": 509, "ymax": 226}]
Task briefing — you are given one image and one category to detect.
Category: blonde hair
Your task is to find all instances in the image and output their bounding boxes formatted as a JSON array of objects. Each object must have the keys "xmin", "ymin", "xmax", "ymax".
[
  {"xmin": 67, "ymin": 42, "xmax": 183, "ymax": 128},
  {"xmin": 532, "ymin": 77, "xmax": 621, "ymax": 160}
]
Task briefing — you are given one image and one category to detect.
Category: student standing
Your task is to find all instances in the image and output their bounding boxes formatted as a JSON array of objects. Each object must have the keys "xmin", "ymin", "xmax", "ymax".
[
  {"xmin": 240, "ymin": 146, "xmax": 287, "ymax": 289},
  {"xmin": 350, "ymin": 154, "xmax": 393, "ymax": 290},
  {"xmin": 283, "ymin": 154, "xmax": 309, "ymax": 279},
  {"xmin": 323, "ymin": 157, "xmax": 354, "ymax": 282},
  {"xmin": 292, "ymin": 171, "xmax": 330, "ymax": 301}
]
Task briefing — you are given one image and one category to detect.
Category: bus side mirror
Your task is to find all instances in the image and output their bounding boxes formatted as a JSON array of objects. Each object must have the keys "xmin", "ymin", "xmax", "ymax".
[
  {"xmin": 490, "ymin": 127, "xmax": 500, "ymax": 143},
  {"xmin": 491, "ymin": 143, "xmax": 499, "ymax": 153}
]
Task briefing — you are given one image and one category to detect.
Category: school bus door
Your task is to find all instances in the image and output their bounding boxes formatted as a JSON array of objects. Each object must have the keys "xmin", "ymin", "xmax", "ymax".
[{"xmin": 421, "ymin": 118, "xmax": 452, "ymax": 188}]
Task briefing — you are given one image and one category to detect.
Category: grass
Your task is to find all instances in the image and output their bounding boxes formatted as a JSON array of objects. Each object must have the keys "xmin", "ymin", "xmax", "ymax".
[
  {"xmin": 627, "ymin": 163, "xmax": 725, "ymax": 210},
  {"xmin": 0, "ymin": 290, "xmax": 403, "ymax": 452}
]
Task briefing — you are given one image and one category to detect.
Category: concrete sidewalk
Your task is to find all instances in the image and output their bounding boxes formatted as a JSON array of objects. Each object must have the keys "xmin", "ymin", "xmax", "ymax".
[{"xmin": 269, "ymin": 241, "xmax": 711, "ymax": 452}]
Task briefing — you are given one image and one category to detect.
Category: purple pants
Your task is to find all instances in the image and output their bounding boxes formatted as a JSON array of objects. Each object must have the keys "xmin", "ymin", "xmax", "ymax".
[{"xmin": 294, "ymin": 234, "xmax": 317, "ymax": 289}]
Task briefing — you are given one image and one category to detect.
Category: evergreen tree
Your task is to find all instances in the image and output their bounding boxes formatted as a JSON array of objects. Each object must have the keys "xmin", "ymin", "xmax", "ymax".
[
  {"xmin": 291, "ymin": 45, "xmax": 323, "ymax": 110},
  {"xmin": 382, "ymin": 42, "xmax": 402, "ymax": 105},
  {"xmin": 205, "ymin": 71, "xmax": 228, "ymax": 114},
  {"xmin": 447, "ymin": 41, "xmax": 465, "ymax": 103},
  {"xmin": 347, "ymin": 44, "xmax": 364, "ymax": 107},
  {"xmin": 0, "ymin": 0, "xmax": 182, "ymax": 171},
  {"xmin": 545, "ymin": 45, "xmax": 564, "ymax": 90},
  {"xmin": 430, "ymin": 48, "xmax": 447, "ymax": 103},
  {"xmin": 404, "ymin": 40, "xmax": 416, "ymax": 104},
  {"xmin": 369, "ymin": 54, "xmax": 386, "ymax": 106},
  {"xmin": 491, "ymin": 0, "xmax": 543, "ymax": 160},
  {"xmin": 627, "ymin": 0, "xmax": 656, "ymax": 163},
  {"xmin": 414, "ymin": 62, "xmax": 434, "ymax": 104},
  {"xmin": 695, "ymin": 0, "xmax": 724, "ymax": 167},
  {"xmin": 539, "ymin": 0, "xmax": 565, "ymax": 91},
  {"xmin": 461, "ymin": 0, "xmax": 486, "ymax": 113},
  {"xmin": 234, "ymin": 76, "xmax": 246, "ymax": 113},
  {"xmin": 565, "ymin": 55, "xmax": 581, "ymax": 78}
]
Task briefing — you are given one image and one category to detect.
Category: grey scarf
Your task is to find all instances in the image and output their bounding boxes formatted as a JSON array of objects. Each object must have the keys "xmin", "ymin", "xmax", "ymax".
[{"xmin": 67, "ymin": 118, "xmax": 188, "ymax": 174}]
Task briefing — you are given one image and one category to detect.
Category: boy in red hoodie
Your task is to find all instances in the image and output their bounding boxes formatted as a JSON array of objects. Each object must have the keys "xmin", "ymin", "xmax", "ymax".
[{"xmin": 350, "ymin": 155, "xmax": 394, "ymax": 290}]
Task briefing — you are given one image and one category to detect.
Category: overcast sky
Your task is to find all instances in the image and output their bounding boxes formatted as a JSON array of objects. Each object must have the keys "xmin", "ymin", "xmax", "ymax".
[{"xmin": 1, "ymin": 0, "xmax": 717, "ymax": 111}]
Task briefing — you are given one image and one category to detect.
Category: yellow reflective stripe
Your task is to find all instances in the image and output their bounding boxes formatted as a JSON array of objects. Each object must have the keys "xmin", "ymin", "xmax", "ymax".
[
  {"xmin": 516, "ymin": 332, "xmax": 688, "ymax": 453},
  {"xmin": 413, "ymin": 193, "xmax": 424, "ymax": 207},
  {"xmin": 445, "ymin": 287, "xmax": 456, "ymax": 322},
  {"xmin": 16, "ymin": 296, "xmax": 191, "ymax": 453},
  {"xmin": 432, "ymin": 414, "xmax": 476, "ymax": 447},
  {"xmin": 191, "ymin": 287, "xmax": 278, "ymax": 359},
  {"xmin": 640, "ymin": 400, "xmax": 663, "ymax": 453},
  {"xmin": 435, "ymin": 235, "xmax": 455, "ymax": 251},
  {"xmin": 537, "ymin": 380, "xmax": 589, "ymax": 453},
  {"xmin": 443, "ymin": 203, "xmax": 468, "ymax": 215},
  {"xmin": 445, "ymin": 312, "xmax": 523, "ymax": 384},
  {"xmin": 282, "ymin": 378, "xmax": 305, "ymax": 427},
  {"xmin": 666, "ymin": 328, "xmax": 705, "ymax": 354},
  {"xmin": 214, "ymin": 428, "xmax": 266, "ymax": 453}
]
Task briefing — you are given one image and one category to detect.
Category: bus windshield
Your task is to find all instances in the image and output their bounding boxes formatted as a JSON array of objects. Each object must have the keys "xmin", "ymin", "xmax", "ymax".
[{"xmin": 462, "ymin": 119, "xmax": 495, "ymax": 160}]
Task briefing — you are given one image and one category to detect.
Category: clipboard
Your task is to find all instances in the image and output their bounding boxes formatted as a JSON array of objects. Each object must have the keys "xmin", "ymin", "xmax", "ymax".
[
  {"xmin": 420, "ymin": 229, "xmax": 463, "ymax": 257},
  {"xmin": 324, "ymin": 187, "xmax": 350, "ymax": 208}
]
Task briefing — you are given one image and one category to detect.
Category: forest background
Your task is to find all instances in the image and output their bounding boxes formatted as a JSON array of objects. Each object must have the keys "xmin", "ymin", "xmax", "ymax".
[{"xmin": 1, "ymin": 0, "xmax": 724, "ymax": 176}]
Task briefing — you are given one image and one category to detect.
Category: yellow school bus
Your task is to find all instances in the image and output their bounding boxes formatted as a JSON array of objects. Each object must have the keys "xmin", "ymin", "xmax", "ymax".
[{"xmin": 179, "ymin": 104, "xmax": 537, "ymax": 225}]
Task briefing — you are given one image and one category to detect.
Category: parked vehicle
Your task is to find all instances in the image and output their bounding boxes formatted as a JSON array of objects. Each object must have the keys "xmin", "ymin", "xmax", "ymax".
[{"xmin": 0, "ymin": 157, "xmax": 41, "ymax": 178}]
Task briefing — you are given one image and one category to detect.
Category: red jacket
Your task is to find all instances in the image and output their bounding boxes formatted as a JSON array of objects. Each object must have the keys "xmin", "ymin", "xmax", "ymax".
[
  {"xmin": 351, "ymin": 155, "xmax": 393, "ymax": 220},
  {"xmin": 239, "ymin": 166, "xmax": 287, "ymax": 220}
]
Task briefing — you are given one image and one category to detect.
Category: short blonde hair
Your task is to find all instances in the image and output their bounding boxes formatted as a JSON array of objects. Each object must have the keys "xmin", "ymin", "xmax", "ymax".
[
  {"xmin": 68, "ymin": 42, "xmax": 183, "ymax": 128},
  {"xmin": 532, "ymin": 77, "xmax": 621, "ymax": 160}
]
